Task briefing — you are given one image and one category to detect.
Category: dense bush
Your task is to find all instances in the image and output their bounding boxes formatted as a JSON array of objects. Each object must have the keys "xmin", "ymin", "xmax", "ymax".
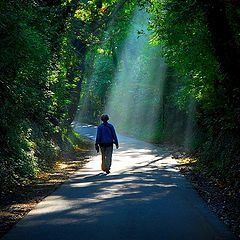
[{"xmin": 0, "ymin": 0, "xmax": 85, "ymax": 192}]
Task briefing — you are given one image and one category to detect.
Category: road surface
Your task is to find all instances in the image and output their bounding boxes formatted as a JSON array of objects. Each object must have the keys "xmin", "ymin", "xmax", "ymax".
[{"xmin": 2, "ymin": 123, "xmax": 236, "ymax": 240}]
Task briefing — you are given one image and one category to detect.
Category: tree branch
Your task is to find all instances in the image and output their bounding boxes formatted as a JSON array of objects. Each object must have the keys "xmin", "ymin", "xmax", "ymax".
[{"xmin": 106, "ymin": 0, "xmax": 130, "ymax": 28}]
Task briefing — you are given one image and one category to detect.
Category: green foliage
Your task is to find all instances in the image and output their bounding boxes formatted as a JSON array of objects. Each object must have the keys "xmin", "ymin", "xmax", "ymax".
[
  {"xmin": 0, "ymin": 0, "xmax": 140, "ymax": 193},
  {"xmin": 146, "ymin": 0, "xmax": 222, "ymax": 109},
  {"xmin": 78, "ymin": 0, "xmax": 240, "ymax": 177},
  {"xmin": 1, "ymin": 0, "xmax": 240, "ymax": 191},
  {"xmin": 0, "ymin": 0, "xmax": 68, "ymax": 192},
  {"xmin": 77, "ymin": 1, "xmax": 138, "ymax": 123},
  {"xmin": 77, "ymin": 49, "xmax": 115, "ymax": 124},
  {"xmin": 144, "ymin": 0, "xmax": 240, "ymax": 172}
]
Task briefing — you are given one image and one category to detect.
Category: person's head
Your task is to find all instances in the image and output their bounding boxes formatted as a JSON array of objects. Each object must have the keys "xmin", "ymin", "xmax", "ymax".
[{"xmin": 100, "ymin": 114, "xmax": 109, "ymax": 123}]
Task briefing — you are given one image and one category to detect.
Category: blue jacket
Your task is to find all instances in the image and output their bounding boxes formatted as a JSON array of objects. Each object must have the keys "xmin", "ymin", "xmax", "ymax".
[{"xmin": 95, "ymin": 122, "xmax": 118, "ymax": 146}]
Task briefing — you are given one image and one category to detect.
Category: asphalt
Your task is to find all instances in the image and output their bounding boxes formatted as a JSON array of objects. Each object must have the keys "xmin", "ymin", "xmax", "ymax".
[{"xmin": 2, "ymin": 123, "xmax": 236, "ymax": 240}]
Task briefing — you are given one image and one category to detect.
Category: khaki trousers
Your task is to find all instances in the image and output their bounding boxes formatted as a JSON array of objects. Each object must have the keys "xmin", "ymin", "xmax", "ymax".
[{"xmin": 100, "ymin": 145, "xmax": 113, "ymax": 172}]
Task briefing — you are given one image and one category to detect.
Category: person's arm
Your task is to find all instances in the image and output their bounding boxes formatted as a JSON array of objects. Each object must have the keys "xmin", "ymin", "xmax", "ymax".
[
  {"xmin": 95, "ymin": 127, "xmax": 101, "ymax": 152},
  {"xmin": 111, "ymin": 126, "xmax": 119, "ymax": 149}
]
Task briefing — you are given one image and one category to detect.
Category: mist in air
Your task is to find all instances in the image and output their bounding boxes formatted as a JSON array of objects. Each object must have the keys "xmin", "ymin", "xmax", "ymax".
[{"xmin": 105, "ymin": 9, "xmax": 167, "ymax": 141}]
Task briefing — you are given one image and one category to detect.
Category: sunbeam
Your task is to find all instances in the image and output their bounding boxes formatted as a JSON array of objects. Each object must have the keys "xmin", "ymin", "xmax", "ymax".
[{"xmin": 105, "ymin": 9, "xmax": 167, "ymax": 142}]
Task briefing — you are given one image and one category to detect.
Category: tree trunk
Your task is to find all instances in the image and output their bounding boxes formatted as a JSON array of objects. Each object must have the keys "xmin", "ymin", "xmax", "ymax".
[
  {"xmin": 66, "ymin": 49, "xmax": 86, "ymax": 125},
  {"xmin": 200, "ymin": 0, "xmax": 240, "ymax": 106}
]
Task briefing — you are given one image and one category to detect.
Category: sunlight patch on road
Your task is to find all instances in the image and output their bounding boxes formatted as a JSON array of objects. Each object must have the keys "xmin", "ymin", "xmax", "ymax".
[
  {"xmin": 24, "ymin": 146, "xmax": 180, "ymax": 228},
  {"xmin": 27, "ymin": 196, "xmax": 72, "ymax": 216}
]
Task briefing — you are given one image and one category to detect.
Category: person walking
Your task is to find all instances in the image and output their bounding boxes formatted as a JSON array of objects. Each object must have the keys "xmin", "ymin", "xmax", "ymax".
[{"xmin": 95, "ymin": 114, "xmax": 119, "ymax": 174}]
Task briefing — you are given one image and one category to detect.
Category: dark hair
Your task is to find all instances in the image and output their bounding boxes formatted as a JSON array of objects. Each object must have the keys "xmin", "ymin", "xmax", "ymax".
[{"xmin": 100, "ymin": 114, "xmax": 109, "ymax": 122}]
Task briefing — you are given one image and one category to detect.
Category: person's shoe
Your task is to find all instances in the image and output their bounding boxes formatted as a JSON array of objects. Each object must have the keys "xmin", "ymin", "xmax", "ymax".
[{"xmin": 106, "ymin": 170, "xmax": 110, "ymax": 174}]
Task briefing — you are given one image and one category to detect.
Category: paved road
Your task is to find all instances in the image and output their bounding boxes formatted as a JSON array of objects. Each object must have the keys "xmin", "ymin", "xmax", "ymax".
[{"xmin": 2, "ymin": 123, "xmax": 236, "ymax": 240}]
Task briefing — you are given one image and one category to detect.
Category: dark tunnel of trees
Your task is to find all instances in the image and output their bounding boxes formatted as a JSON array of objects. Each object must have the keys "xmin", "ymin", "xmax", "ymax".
[{"xmin": 0, "ymin": 0, "xmax": 239, "ymax": 198}]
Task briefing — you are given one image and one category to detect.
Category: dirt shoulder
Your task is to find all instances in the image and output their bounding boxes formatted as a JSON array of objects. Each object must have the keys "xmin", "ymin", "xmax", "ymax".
[{"xmin": 0, "ymin": 139, "xmax": 95, "ymax": 239}]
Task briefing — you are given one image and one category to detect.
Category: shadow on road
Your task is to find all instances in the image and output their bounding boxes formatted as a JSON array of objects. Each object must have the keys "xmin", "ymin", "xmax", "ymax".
[{"xmin": 2, "ymin": 124, "xmax": 236, "ymax": 240}]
